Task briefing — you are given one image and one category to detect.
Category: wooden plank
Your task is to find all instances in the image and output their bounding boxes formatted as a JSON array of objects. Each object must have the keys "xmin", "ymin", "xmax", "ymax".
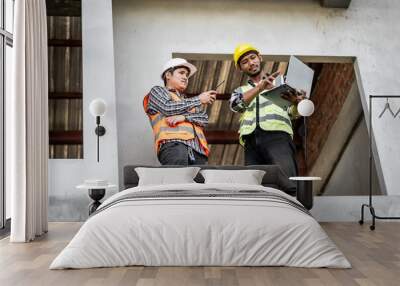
[
  {"xmin": 321, "ymin": 0, "xmax": 352, "ymax": 8},
  {"xmin": 174, "ymin": 53, "xmax": 355, "ymax": 64},
  {"xmin": 49, "ymin": 130, "xmax": 82, "ymax": 145},
  {"xmin": 46, "ymin": 0, "xmax": 81, "ymax": 17},
  {"xmin": 48, "ymin": 39, "xmax": 82, "ymax": 47},
  {"xmin": 205, "ymin": 130, "xmax": 239, "ymax": 144},
  {"xmin": 49, "ymin": 92, "xmax": 82, "ymax": 99}
]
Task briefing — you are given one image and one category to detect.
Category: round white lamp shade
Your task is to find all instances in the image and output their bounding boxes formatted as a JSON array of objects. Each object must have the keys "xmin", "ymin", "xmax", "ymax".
[
  {"xmin": 89, "ymin": 99, "xmax": 107, "ymax": 117},
  {"xmin": 298, "ymin": 99, "xmax": 315, "ymax": 117}
]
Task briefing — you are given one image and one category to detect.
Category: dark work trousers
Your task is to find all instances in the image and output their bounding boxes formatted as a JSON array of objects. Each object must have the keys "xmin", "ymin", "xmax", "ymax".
[
  {"xmin": 158, "ymin": 142, "xmax": 208, "ymax": 166},
  {"xmin": 243, "ymin": 128, "xmax": 298, "ymax": 178}
]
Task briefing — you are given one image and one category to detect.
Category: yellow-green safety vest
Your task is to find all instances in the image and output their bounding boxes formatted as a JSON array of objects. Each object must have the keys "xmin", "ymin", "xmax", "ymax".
[{"xmin": 238, "ymin": 83, "xmax": 299, "ymax": 146}]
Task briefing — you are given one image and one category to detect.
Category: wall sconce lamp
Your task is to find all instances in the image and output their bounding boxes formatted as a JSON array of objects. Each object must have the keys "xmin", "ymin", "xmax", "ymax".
[
  {"xmin": 89, "ymin": 99, "xmax": 107, "ymax": 162},
  {"xmin": 297, "ymin": 99, "xmax": 315, "ymax": 174}
]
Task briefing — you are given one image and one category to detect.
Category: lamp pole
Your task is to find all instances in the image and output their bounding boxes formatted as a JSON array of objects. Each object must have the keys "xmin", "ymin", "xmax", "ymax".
[
  {"xmin": 298, "ymin": 98, "xmax": 314, "ymax": 175},
  {"xmin": 304, "ymin": 116, "xmax": 307, "ymax": 175},
  {"xmin": 94, "ymin": 116, "xmax": 106, "ymax": 162},
  {"xmin": 96, "ymin": 116, "xmax": 100, "ymax": 162}
]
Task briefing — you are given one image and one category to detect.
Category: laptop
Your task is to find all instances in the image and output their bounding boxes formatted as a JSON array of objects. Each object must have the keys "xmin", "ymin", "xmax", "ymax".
[{"xmin": 260, "ymin": 56, "xmax": 314, "ymax": 110}]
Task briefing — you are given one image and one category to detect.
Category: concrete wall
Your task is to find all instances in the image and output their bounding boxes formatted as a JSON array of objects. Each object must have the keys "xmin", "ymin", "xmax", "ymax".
[
  {"xmin": 48, "ymin": 0, "xmax": 119, "ymax": 221},
  {"xmin": 311, "ymin": 195, "xmax": 400, "ymax": 221},
  {"xmin": 323, "ymin": 117, "xmax": 381, "ymax": 196},
  {"xmin": 111, "ymin": 0, "xmax": 400, "ymax": 221}
]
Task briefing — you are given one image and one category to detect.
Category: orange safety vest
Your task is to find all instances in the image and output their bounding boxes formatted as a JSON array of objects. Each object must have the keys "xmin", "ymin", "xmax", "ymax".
[{"xmin": 143, "ymin": 91, "xmax": 209, "ymax": 156}]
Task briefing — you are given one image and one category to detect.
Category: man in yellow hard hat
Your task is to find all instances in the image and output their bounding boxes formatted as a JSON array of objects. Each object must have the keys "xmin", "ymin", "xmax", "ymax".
[
  {"xmin": 143, "ymin": 58, "xmax": 217, "ymax": 165},
  {"xmin": 230, "ymin": 44, "xmax": 305, "ymax": 180}
]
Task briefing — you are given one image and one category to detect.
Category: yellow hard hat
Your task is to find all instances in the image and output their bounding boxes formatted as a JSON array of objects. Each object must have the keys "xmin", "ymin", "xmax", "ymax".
[{"xmin": 233, "ymin": 43, "xmax": 259, "ymax": 67}]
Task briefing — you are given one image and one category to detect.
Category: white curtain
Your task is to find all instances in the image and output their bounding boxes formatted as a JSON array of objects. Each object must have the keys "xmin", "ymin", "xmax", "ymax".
[{"xmin": 8, "ymin": 0, "xmax": 48, "ymax": 242}]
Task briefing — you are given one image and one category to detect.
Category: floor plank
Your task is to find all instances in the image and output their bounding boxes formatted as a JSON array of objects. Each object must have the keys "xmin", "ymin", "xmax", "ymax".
[{"xmin": 1, "ymin": 222, "xmax": 400, "ymax": 286}]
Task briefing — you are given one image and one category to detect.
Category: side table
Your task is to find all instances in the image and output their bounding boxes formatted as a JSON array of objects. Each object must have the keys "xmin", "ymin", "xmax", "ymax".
[
  {"xmin": 289, "ymin": 176, "xmax": 321, "ymax": 210},
  {"xmin": 76, "ymin": 183, "xmax": 117, "ymax": 215}
]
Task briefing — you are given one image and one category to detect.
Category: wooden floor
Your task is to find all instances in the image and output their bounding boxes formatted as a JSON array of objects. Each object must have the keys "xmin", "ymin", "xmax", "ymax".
[{"xmin": 1, "ymin": 222, "xmax": 400, "ymax": 286}]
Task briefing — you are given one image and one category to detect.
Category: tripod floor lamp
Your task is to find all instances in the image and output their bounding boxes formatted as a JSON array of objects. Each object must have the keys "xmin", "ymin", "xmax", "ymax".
[{"xmin": 298, "ymin": 98, "xmax": 315, "ymax": 172}]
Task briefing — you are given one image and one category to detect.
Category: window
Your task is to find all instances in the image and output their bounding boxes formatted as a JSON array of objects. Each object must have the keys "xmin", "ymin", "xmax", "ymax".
[{"xmin": 0, "ymin": 0, "xmax": 13, "ymax": 232}]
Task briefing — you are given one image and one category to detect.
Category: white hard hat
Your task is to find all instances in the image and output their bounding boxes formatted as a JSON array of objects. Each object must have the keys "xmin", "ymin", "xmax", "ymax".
[{"xmin": 161, "ymin": 58, "xmax": 197, "ymax": 78}]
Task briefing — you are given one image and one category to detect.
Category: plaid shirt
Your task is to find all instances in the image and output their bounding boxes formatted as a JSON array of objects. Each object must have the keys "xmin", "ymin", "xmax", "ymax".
[
  {"xmin": 148, "ymin": 86, "xmax": 208, "ymax": 155},
  {"xmin": 229, "ymin": 88, "xmax": 248, "ymax": 113}
]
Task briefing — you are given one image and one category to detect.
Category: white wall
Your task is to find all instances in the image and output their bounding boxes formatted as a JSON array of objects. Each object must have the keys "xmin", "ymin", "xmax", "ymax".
[
  {"xmin": 48, "ymin": 0, "xmax": 119, "ymax": 221},
  {"xmin": 111, "ymin": 0, "xmax": 400, "ymax": 221}
]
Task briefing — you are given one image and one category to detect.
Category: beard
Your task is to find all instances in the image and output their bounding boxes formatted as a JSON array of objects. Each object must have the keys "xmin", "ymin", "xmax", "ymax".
[{"xmin": 245, "ymin": 65, "xmax": 261, "ymax": 77}]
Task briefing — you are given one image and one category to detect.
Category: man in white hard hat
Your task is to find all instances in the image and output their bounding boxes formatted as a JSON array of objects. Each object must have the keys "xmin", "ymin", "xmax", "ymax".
[{"xmin": 143, "ymin": 58, "xmax": 216, "ymax": 165}]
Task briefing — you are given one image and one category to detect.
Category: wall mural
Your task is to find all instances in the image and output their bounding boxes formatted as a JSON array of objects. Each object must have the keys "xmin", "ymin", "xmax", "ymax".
[
  {"xmin": 145, "ymin": 53, "xmax": 381, "ymax": 196},
  {"xmin": 47, "ymin": 7, "xmax": 383, "ymax": 198}
]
